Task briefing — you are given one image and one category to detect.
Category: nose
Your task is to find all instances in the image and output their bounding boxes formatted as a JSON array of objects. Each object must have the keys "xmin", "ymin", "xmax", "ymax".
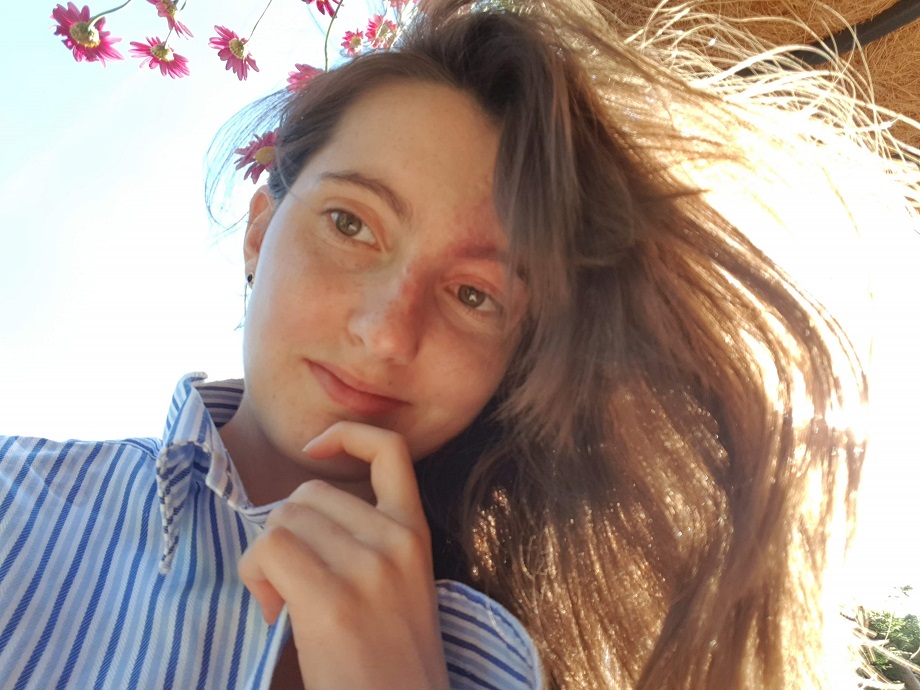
[{"xmin": 347, "ymin": 269, "xmax": 424, "ymax": 365}]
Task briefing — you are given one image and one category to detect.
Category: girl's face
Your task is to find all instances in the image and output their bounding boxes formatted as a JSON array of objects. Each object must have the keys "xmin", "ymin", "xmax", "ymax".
[{"xmin": 240, "ymin": 81, "xmax": 526, "ymax": 482}]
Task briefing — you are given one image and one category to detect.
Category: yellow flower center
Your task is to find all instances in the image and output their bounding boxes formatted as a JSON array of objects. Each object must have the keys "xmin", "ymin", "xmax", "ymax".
[
  {"xmin": 163, "ymin": 1, "xmax": 177, "ymax": 17},
  {"xmin": 254, "ymin": 146, "xmax": 275, "ymax": 166},
  {"xmin": 69, "ymin": 22, "xmax": 100, "ymax": 48},
  {"xmin": 229, "ymin": 37, "xmax": 247, "ymax": 60},
  {"xmin": 151, "ymin": 44, "xmax": 174, "ymax": 61}
]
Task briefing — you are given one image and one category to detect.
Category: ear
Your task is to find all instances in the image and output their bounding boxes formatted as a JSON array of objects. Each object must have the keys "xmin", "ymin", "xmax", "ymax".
[{"xmin": 243, "ymin": 185, "xmax": 276, "ymax": 277}]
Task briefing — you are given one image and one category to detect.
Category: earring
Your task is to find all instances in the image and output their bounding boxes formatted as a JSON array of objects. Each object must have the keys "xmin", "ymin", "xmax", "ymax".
[{"xmin": 242, "ymin": 273, "xmax": 254, "ymax": 322}]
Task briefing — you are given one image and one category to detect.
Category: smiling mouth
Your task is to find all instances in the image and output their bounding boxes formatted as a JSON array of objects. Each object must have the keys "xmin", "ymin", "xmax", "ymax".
[{"xmin": 308, "ymin": 361, "xmax": 407, "ymax": 417}]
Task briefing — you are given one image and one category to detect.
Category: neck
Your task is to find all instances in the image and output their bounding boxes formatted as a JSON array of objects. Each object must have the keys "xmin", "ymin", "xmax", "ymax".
[{"xmin": 219, "ymin": 401, "xmax": 376, "ymax": 506}]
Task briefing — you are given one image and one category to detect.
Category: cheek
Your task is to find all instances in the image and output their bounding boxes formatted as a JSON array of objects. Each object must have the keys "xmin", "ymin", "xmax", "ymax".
[
  {"xmin": 245, "ymin": 248, "xmax": 351, "ymax": 357},
  {"xmin": 407, "ymin": 343, "xmax": 507, "ymax": 459},
  {"xmin": 426, "ymin": 337, "xmax": 509, "ymax": 415}
]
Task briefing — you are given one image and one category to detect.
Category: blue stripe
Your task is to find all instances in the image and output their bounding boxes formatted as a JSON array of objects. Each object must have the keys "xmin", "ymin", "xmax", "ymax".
[
  {"xmin": 251, "ymin": 617, "xmax": 282, "ymax": 687},
  {"xmin": 121, "ymin": 438, "xmax": 160, "ymax": 456},
  {"xmin": 439, "ymin": 604, "xmax": 530, "ymax": 665},
  {"xmin": 93, "ymin": 481, "xmax": 158, "ymax": 690},
  {"xmin": 0, "ymin": 441, "xmax": 98, "ymax": 658},
  {"xmin": 15, "ymin": 443, "xmax": 124, "ymax": 689},
  {"xmin": 202, "ymin": 385, "xmax": 244, "ymax": 395},
  {"xmin": 227, "ymin": 513, "xmax": 251, "ymax": 690},
  {"xmin": 163, "ymin": 483, "xmax": 201, "ymax": 690},
  {"xmin": 0, "ymin": 435, "xmax": 17, "ymax": 459},
  {"xmin": 127, "ymin": 572, "xmax": 167, "ymax": 688},
  {"xmin": 195, "ymin": 494, "xmax": 226, "ymax": 690},
  {"xmin": 441, "ymin": 581, "xmax": 530, "ymax": 651},
  {"xmin": 0, "ymin": 438, "xmax": 50, "ymax": 536},
  {"xmin": 0, "ymin": 376, "xmax": 539, "ymax": 689},
  {"xmin": 208, "ymin": 402, "xmax": 239, "ymax": 408},
  {"xmin": 442, "ymin": 632, "xmax": 529, "ymax": 684},
  {"xmin": 55, "ymin": 448, "xmax": 147, "ymax": 689},
  {"xmin": 163, "ymin": 464, "xmax": 193, "ymax": 495},
  {"xmin": 446, "ymin": 661, "xmax": 504, "ymax": 690},
  {"xmin": 196, "ymin": 411, "xmax": 210, "ymax": 445},
  {"xmin": 0, "ymin": 435, "xmax": 21, "ymax": 482}
]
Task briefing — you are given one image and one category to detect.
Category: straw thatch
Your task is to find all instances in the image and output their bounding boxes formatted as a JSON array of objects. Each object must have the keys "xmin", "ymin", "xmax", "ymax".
[{"xmin": 600, "ymin": 0, "xmax": 920, "ymax": 148}]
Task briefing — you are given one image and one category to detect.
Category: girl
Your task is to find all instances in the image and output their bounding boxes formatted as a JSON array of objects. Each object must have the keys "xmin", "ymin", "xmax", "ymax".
[{"xmin": 2, "ymin": 0, "xmax": 917, "ymax": 688}]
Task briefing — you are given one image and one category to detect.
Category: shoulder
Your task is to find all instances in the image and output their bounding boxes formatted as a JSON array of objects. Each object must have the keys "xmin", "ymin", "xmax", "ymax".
[
  {"xmin": 0, "ymin": 435, "xmax": 162, "ymax": 488},
  {"xmin": 436, "ymin": 579, "xmax": 544, "ymax": 690},
  {"xmin": 0, "ymin": 435, "xmax": 161, "ymax": 462}
]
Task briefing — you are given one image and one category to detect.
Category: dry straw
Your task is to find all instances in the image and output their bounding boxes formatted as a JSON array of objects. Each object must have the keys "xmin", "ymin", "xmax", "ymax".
[{"xmin": 600, "ymin": 0, "xmax": 920, "ymax": 149}]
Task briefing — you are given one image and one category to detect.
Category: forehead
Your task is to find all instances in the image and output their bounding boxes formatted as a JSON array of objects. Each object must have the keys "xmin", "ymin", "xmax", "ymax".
[
  {"xmin": 300, "ymin": 81, "xmax": 505, "ymax": 240},
  {"xmin": 331, "ymin": 80, "xmax": 498, "ymax": 162}
]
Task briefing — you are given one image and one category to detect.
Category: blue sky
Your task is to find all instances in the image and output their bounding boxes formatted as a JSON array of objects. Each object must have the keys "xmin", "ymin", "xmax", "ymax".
[
  {"xmin": 1, "ymin": 0, "xmax": 918, "ymax": 614},
  {"xmin": 0, "ymin": 0, "xmax": 347, "ymax": 440}
]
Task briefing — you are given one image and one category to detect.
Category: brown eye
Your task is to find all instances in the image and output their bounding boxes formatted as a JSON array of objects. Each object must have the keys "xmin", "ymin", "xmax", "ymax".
[
  {"xmin": 331, "ymin": 211, "xmax": 365, "ymax": 238},
  {"xmin": 458, "ymin": 285, "xmax": 488, "ymax": 309}
]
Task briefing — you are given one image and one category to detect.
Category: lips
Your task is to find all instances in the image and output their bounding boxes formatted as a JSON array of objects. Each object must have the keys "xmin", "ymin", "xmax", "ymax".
[{"xmin": 308, "ymin": 361, "xmax": 407, "ymax": 417}]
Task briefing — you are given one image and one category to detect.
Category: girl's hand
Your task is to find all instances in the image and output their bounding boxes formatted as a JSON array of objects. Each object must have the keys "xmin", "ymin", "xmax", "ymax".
[{"xmin": 238, "ymin": 421, "xmax": 450, "ymax": 690}]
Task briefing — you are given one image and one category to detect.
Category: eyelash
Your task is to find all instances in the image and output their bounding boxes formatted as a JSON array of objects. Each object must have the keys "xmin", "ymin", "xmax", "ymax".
[
  {"xmin": 323, "ymin": 208, "xmax": 504, "ymax": 320},
  {"xmin": 326, "ymin": 209, "xmax": 376, "ymax": 246},
  {"xmin": 455, "ymin": 284, "xmax": 503, "ymax": 319}
]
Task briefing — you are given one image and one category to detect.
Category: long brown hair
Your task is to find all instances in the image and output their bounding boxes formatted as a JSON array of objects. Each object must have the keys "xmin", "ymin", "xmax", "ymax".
[{"xmin": 208, "ymin": 1, "xmax": 920, "ymax": 686}]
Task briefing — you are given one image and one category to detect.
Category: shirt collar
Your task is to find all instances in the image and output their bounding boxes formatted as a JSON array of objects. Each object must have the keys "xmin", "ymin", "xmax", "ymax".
[{"xmin": 156, "ymin": 372, "xmax": 276, "ymax": 573}]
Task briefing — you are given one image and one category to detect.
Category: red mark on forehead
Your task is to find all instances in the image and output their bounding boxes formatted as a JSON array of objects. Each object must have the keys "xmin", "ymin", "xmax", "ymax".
[{"xmin": 447, "ymin": 195, "xmax": 508, "ymax": 264}]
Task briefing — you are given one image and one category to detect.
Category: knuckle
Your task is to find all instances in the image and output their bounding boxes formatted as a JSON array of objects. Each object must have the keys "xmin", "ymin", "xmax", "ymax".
[
  {"xmin": 266, "ymin": 500, "xmax": 303, "ymax": 527},
  {"xmin": 291, "ymin": 479, "xmax": 330, "ymax": 502},
  {"xmin": 379, "ymin": 429, "xmax": 409, "ymax": 456},
  {"xmin": 357, "ymin": 548, "xmax": 395, "ymax": 583},
  {"xmin": 387, "ymin": 524, "xmax": 429, "ymax": 568},
  {"xmin": 254, "ymin": 525, "xmax": 297, "ymax": 559},
  {"xmin": 322, "ymin": 585, "xmax": 362, "ymax": 632},
  {"xmin": 391, "ymin": 430, "xmax": 409, "ymax": 452}
]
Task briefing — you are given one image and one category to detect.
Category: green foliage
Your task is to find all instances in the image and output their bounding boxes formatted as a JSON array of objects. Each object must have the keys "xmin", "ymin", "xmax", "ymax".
[{"xmin": 865, "ymin": 587, "xmax": 920, "ymax": 679}]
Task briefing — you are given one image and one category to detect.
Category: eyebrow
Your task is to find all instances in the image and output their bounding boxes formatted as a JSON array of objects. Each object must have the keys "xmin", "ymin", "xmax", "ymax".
[
  {"xmin": 319, "ymin": 170, "xmax": 412, "ymax": 223},
  {"xmin": 455, "ymin": 243, "xmax": 510, "ymax": 265}
]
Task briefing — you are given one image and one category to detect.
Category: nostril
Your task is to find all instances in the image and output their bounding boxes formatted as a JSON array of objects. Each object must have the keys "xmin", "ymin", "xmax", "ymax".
[{"xmin": 348, "ymin": 295, "xmax": 422, "ymax": 364}]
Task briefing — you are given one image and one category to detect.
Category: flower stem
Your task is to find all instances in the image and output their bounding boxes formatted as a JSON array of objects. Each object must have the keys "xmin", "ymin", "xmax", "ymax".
[
  {"xmin": 248, "ymin": 0, "xmax": 276, "ymax": 40},
  {"xmin": 323, "ymin": 0, "xmax": 345, "ymax": 71},
  {"xmin": 89, "ymin": 0, "xmax": 134, "ymax": 26}
]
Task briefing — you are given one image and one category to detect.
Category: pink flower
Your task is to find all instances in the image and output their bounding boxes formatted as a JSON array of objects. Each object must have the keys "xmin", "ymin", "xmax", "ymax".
[
  {"xmin": 365, "ymin": 14, "xmax": 397, "ymax": 50},
  {"xmin": 129, "ymin": 37, "xmax": 190, "ymax": 78},
  {"xmin": 301, "ymin": 0, "xmax": 338, "ymax": 17},
  {"xmin": 287, "ymin": 63, "xmax": 322, "ymax": 92},
  {"xmin": 51, "ymin": 3, "xmax": 123, "ymax": 65},
  {"xmin": 341, "ymin": 30, "xmax": 364, "ymax": 56},
  {"xmin": 235, "ymin": 130, "xmax": 279, "ymax": 183},
  {"xmin": 146, "ymin": 0, "xmax": 192, "ymax": 39},
  {"xmin": 209, "ymin": 25, "xmax": 259, "ymax": 81},
  {"xmin": 388, "ymin": 0, "xmax": 414, "ymax": 9}
]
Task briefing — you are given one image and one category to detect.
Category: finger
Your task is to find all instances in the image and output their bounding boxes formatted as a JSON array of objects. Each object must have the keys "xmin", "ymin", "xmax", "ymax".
[
  {"xmin": 303, "ymin": 422, "xmax": 425, "ymax": 530},
  {"xmin": 239, "ymin": 526, "xmax": 331, "ymax": 624},
  {"xmin": 277, "ymin": 480, "xmax": 385, "ymax": 544},
  {"xmin": 238, "ymin": 542, "xmax": 286, "ymax": 625},
  {"xmin": 239, "ymin": 527, "xmax": 341, "ymax": 622},
  {"xmin": 273, "ymin": 483, "xmax": 431, "ymax": 573}
]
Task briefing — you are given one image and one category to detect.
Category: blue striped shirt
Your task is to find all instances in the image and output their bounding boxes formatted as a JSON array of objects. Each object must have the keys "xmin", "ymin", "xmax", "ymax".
[{"xmin": 0, "ymin": 373, "xmax": 543, "ymax": 689}]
